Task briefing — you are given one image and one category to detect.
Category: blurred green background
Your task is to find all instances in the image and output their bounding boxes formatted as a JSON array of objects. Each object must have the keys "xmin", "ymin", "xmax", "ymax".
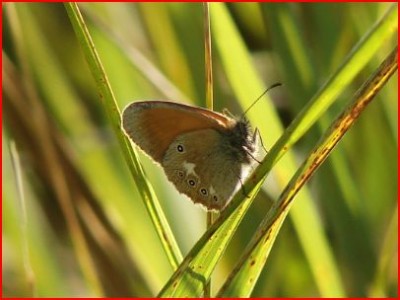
[{"xmin": 2, "ymin": 2, "xmax": 397, "ymax": 297}]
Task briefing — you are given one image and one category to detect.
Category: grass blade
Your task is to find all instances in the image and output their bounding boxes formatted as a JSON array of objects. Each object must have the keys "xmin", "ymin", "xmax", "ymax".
[
  {"xmin": 64, "ymin": 2, "xmax": 183, "ymax": 271},
  {"xmin": 218, "ymin": 46, "xmax": 398, "ymax": 297}
]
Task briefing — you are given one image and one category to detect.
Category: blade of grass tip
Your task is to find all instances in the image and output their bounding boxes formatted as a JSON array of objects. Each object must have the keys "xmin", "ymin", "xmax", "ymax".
[
  {"xmin": 218, "ymin": 47, "xmax": 398, "ymax": 297},
  {"xmin": 64, "ymin": 3, "xmax": 183, "ymax": 270},
  {"xmin": 203, "ymin": 3, "xmax": 213, "ymax": 298}
]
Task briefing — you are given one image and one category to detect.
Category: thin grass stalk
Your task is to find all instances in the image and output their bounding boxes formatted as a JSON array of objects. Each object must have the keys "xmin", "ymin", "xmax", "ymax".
[
  {"xmin": 203, "ymin": 2, "xmax": 213, "ymax": 296},
  {"xmin": 8, "ymin": 141, "xmax": 36, "ymax": 297}
]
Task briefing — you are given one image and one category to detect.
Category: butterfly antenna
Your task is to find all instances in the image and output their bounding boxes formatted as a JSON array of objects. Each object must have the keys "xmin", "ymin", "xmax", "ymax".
[{"xmin": 240, "ymin": 82, "xmax": 282, "ymax": 119}]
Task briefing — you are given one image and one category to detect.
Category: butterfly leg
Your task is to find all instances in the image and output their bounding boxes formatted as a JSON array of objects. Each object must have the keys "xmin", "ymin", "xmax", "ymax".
[
  {"xmin": 253, "ymin": 128, "xmax": 268, "ymax": 154},
  {"xmin": 248, "ymin": 151, "xmax": 262, "ymax": 164},
  {"xmin": 246, "ymin": 128, "xmax": 267, "ymax": 164}
]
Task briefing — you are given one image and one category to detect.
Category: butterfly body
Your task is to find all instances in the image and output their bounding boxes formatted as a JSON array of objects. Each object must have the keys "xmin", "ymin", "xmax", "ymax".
[{"xmin": 122, "ymin": 101, "xmax": 259, "ymax": 211}]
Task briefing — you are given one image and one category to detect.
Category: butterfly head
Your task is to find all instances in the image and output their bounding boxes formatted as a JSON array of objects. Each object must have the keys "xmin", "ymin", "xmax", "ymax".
[{"xmin": 223, "ymin": 118, "xmax": 258, "ymax": 164}]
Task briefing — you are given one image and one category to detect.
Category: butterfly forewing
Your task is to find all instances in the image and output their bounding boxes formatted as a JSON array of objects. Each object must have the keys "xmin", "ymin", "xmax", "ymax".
[{"xmin": 122, "ymin": 101, "xmax": 232, "ymax": 162}]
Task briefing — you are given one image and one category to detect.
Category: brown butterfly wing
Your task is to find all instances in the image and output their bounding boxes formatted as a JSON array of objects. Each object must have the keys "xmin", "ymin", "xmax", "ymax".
[
  {"xmin": 162, "ymin": 129, "xmax": 244, "ymax": 211},
  {"xmin": 122, "ymin": 101, "xmax": 234, "ymax": 163}
]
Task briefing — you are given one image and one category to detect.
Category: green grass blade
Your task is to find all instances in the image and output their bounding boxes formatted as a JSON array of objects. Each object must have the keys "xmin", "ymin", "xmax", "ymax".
[
  {"xmin": 260, "ymin": 3, "xmax": 397, "ymax": 296},
  {"xmin": 262, "ymin": 4, "xmax": 397, "ymax": 167},
  {"xmin": 212, "ymin": 3, "xmax": 396, "ymax": 296},
  {"xmin": 64, "ymin": 3, "xmax": 183, "ymax": 271},
  {"xmin": 218, "ymin": 47, "xmax": 398, "ymax": 297},
  {"xmin": 158, "ymin": 179, "xmax": 264, "ymax": 297},
  {"xmin": 211, "ymin": 3, "xmax": 344, "ymax": 296}
]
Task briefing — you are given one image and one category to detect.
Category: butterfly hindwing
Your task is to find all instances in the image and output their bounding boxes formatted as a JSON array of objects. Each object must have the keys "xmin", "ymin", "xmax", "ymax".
[{"xmin": 162, "ymin": 129, "xmax": 243, "ymax": 210}]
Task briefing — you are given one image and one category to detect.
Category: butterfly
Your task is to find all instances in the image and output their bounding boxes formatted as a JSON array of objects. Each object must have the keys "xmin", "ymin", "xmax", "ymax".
[{"xmin": 121, "ymin": 100, "xmax": 261, "ymax": 211}]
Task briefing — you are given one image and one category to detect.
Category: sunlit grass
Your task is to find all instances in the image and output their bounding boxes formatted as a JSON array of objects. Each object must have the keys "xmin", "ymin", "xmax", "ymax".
[{"xmin": 3, "ymin": 2, "xmax": 397, "ymax": 297}]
